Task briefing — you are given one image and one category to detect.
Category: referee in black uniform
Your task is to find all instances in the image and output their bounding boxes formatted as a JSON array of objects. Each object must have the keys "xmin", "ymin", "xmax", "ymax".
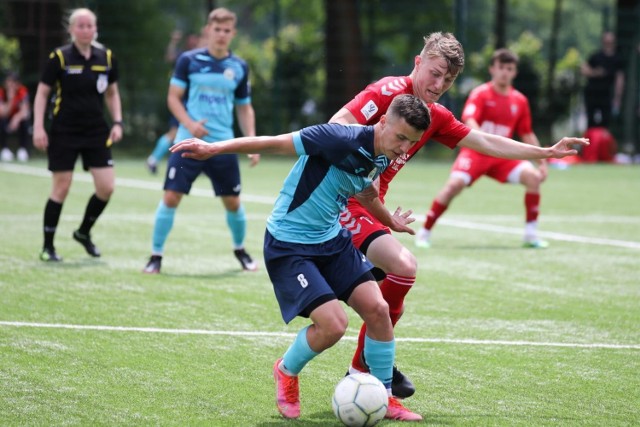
[{"xmin": 33, "ymin": 8, "xmax": 123, "ymax": 262}]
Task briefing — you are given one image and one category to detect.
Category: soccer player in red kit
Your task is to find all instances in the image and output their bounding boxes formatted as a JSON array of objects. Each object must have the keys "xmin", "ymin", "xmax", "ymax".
[
  {"xmin": 416, "ymin": 48, "xmax": 549, "ymax": 249},
  {"xmin": 330, "ymin": 33, "xmax": 587, "ymax": 415}
]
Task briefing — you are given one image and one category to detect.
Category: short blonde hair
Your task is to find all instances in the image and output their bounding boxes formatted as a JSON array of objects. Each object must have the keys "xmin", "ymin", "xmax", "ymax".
[
  {"xmin": 207, "ymin": 8, "xmax": 236, "ymax": 25},
  {"xmin": 66, "ymin": 8, "xmax": 99, "ymax": 44},
  {"xmin": 67, "ymin": 8, "xmax": 96, "ymax": 29},
  {"xmin": 420, "ymin": 32, "xmax": 465, "ymax": 77}
]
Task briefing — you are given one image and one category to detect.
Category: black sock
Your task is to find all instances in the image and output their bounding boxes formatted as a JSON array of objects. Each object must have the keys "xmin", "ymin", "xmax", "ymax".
[
  {"xmin": 78, "ymin": 194, "xmax": 108, "ymax": 235},
  {"xmin": 43, "ymin": 199, "xmax": 63, "ymax": 249}
]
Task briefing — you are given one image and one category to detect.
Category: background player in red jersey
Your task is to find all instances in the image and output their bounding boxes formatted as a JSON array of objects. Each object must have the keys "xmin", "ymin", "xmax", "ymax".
[
  {"xmin": 416, "ymin": 48, "xmax": 549, "ymax": 249},
  {"xmin": 330, "ymin": 33, "xmax": 588, "ymax": 404}
]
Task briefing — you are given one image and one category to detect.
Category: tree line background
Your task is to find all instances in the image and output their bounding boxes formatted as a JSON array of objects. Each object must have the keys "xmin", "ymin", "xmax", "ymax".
[{"xmin": 1, "ymin": 0, "xmax": 639, "ymax": 156}]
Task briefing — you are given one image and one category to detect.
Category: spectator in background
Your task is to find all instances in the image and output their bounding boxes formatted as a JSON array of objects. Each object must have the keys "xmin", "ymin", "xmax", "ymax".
[
  {"xmin": 581, "ymin": 31, "xmax": 625, "ymax": 129},
  {"xmin": 0, "ymin": 72, "xmax": 31, "ymax": 162}
]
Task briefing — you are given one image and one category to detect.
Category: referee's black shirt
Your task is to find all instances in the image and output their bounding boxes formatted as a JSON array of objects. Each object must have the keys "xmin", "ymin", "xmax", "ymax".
[{"xmin": 40, "ymin": 43, "xmax": 119, "ymax": 134}]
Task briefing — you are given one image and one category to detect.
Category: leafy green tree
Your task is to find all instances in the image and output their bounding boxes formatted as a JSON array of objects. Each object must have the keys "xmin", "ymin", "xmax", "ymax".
[{"xmin": 0, "ymin": 33, "xmax": 21, "ymax": 74}]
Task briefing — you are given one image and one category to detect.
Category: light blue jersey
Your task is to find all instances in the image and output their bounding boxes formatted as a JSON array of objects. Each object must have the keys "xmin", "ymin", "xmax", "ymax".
[
  {"xmin": 266, "ymin": 123, "xmax": 389, "ymax": 244},
  {"xmin": 171, "ymin": 48, "xmax": 251, "ymax": 143}
]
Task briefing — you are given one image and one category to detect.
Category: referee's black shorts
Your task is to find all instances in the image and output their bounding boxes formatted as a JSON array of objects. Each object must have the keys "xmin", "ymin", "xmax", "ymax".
[{"xmin": 48, "ymin": 129, "xmax": 113, "ymax": 172}]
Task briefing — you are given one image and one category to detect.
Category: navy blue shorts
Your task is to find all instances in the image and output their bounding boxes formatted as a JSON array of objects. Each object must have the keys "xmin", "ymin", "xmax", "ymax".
[
  {"xmin": 264, "ymin": 228, "xmax": 375, "ymax": 324},
  {"xmin": 164, "ymin": 151, "xmax": 241, "ymax": 196},
  {"xmin": 168, "ymin": 114, "xmax": 179, "ymax": 129}
]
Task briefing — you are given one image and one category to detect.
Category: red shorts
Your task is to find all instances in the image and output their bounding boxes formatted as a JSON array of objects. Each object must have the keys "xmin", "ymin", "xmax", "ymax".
[
  {"xmin": 339, "ymin": 201, "xmax": 390, "ymax": 251},
  {"xmin": 451, "ymin": 147, "xmax": 528, "ymax": 186}
]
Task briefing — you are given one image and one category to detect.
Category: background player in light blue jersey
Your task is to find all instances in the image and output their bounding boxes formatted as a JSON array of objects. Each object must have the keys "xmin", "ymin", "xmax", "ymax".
[
  {"xmin": 144, "ymin": 8, "xmax": 259, "ymax": 274},
  {"xmin": 170, "ymin": 94, "xmax": 430, "ymax": 421}
]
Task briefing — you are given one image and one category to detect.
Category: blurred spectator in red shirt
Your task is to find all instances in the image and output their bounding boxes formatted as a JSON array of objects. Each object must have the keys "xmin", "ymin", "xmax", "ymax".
[{"xmin": 0, "ymin": 72, "xmax": 31, "ymax": 162}]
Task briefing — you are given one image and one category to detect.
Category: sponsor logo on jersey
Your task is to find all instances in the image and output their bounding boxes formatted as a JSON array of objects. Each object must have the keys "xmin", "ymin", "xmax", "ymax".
[
  {"xmin": 361, "ymin": 100, "xmax": 378, "ymax": 120},
  {"xmin": 198, "ymin": 93, "xmax": 226, "ymax": 105},
  {"xmin": 479, "ymin": 120, "xmax": 511, "ymax": 137},
  {"xmin": 66, "ymin": 66, "xmax": 83, "ymax": 74},
  {"xmin": 199, "ymin": 66, "xmax": 212, "ymax": 73},
  {"xmin": 389, "ymin": 153, "xmax": 409, "ymax": 171}
]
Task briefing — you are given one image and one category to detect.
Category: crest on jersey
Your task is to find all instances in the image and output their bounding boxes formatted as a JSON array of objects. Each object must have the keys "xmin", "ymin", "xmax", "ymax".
[
  {"xmin": 96, "ymin": 74, "xmax": 108, "ymax": 93},
  {"xmin": 361, "ymin": 100, "xmax": 378, "ymax": 120},
  {"xmin": 511, "ymin": 104, "xmax": 518, "ymax": 115},
  {"xmin": 223, "ymin": 68, "xmax": 236, "ymax": 80}
]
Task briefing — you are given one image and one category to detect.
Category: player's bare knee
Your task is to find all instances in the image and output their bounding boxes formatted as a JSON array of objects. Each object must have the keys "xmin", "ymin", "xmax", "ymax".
[
  {"xmin": 391, "ymin": 250, "xmax": 417, "ymax": 277},
  {"xmin": 96, "ymin": 185, "xmax": 114, "ymax": 200},
  {"xmin": 321, "ymin": 317, "xmax": 348, "ymax": 343},
  {"xmin": 363, "ymin": 299, "xmax": 390, "ymax": 328}
]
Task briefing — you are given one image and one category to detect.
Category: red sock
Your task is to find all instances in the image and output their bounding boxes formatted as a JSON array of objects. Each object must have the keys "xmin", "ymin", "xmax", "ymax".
[
  {"xmin": 525, "ymin": 192, "xmax": 540, "ymax": 223},
  {"xmin": 424, "ymin": 200, "xmax": 448, "ymax": 230},
  {"xmin": 351, "ymin": 274, "xmax": 416, "ymax": 372}
]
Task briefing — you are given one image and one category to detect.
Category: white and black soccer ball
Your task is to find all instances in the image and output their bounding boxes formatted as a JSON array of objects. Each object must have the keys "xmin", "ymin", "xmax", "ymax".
[{"xmin": 332, "ymin": 373, "xmax": 388, "ymax": 427}]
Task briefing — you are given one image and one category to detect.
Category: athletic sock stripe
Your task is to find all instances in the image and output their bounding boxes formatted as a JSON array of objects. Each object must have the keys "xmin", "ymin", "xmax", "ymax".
[{"xmin": 385, "ymin": 274, "xmax": 416, "ymax": 286}]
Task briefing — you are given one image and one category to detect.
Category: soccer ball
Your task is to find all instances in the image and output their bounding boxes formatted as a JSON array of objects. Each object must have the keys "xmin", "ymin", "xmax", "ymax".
[{"xmin": 332, "ymin": 373, "xmax": 388, "ymax": 427}]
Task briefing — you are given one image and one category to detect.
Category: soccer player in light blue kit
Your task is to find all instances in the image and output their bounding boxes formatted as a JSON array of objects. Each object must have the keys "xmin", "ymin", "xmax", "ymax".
[
  {"xmin": 144, "ymin": 8, "xmax": 259, "ymax": 274},
  {"xmin": 171, "ymin": 94, "xmax": 429, "ymax": 421}
]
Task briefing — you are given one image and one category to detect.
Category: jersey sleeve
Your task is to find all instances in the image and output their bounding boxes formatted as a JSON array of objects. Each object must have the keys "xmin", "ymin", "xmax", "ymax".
[
  {"xmin": 515, "ymin": 95, "xmax": 533, "ymax": 136},
  {"xmin": 343, "ymin": 76, "xmax": 410, "ymax": 125},
  {"xmin": 298, "ymin": 124, "xmax": 360, "ymax": 162},
  {"xmin": 461, "ymin": 86, "xmax": 484, "ymax": 123},
  {"xmin": 107, "ymin": 50, "xmax": 119, "ymax": 84},
  {"xmin": 431, "ymin": 104, "xmax": 471, "ymax": 148},
  {"xmin": 40, "ymin": 50, "xmax": 63, "ymax": 87},
  {"xmin": 234, "ymin": 60, "xmax": 251, "ymax": 104},
  {"xmin": 170, "ymin": 52, "xmax": 190, "ymax": 88}
]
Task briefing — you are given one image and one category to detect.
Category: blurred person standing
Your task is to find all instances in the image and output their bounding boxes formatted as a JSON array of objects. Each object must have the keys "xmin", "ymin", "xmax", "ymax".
[
  {"xmin": 146, "ymin": 29, "xmax": 205, "ymax": 174},
  {"xmin": 416, "ymin": 48, "xmax": 549, "ymax": 248},
  {"xmin": 143, "ymin": 7, "xmax": 259, "ymax": 274},
  {"xmin": 0, "ymin": 72, "xmax": 31, "ymax": 162},
  {"xmin": 581, "ymin": 31, "xmax": 625, "ymax": 129},
  {"xmin": 32, "ymin": 7, "xmax": 123, "ymax": 262}
]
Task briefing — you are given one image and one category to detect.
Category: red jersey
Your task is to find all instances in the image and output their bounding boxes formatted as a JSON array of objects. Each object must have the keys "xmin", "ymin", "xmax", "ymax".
[
  {"xmin": 343, "ymin": 75, "xmax": 470, "ymax": 202},
  {"xmin": 461, "ymin": 82, "xmax": 532, "ymax": 138},
  {"xmin": 0, "ymin": 84, "xmax": 29, "ymax": 118}
]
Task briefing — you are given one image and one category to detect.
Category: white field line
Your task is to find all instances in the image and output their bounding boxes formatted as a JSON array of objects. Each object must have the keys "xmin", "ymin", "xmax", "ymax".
[
  {"xmin": 1, "ymin": 321, "xmax": 639, "ymax": 350},
  {"xmin": 2, "ymin": 163, "xmax": 639, "ymax": 249}
]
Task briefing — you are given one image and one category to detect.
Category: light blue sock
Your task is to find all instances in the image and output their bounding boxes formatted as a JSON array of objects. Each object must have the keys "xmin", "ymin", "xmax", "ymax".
[
  {"xmin": 150, "ymin": 134, "xmax": 172, "ymax": 163},
  {"xmin": 152, "ymin": 201, "xmax": 176, "ymax": 254},
  {"xmin": 226, "ymin": 205, "xmax": 246, "ymax": 248},
  {"xmin": 364, "ymin": 335, "xmax": 395, "ymax": 389},
  {"xmin": 282, "ymin": 326, "xmax": 319, "ymax": 375}
]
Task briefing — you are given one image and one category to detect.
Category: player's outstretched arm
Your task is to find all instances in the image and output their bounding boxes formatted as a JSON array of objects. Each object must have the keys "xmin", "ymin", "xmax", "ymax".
[
  {"xmin": 171, "ymin": 134, "xmax": 296, "ymax": 160},
  {"xmin": 547, "ymin": 137, "xmax": 590, "ymax": 158},
  {"xmin": 459, "ymin": 130, "xmax": 589, "ymax": 160}
]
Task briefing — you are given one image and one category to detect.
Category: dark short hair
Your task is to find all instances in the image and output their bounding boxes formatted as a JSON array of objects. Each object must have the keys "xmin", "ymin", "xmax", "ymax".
[
  {"xmin": 388, "ymin": 94, "xmax": 431, "ymax": 132},
  {"xmin": 491, "ymin": 48, "xmax": 519, "ymax": 65}
]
